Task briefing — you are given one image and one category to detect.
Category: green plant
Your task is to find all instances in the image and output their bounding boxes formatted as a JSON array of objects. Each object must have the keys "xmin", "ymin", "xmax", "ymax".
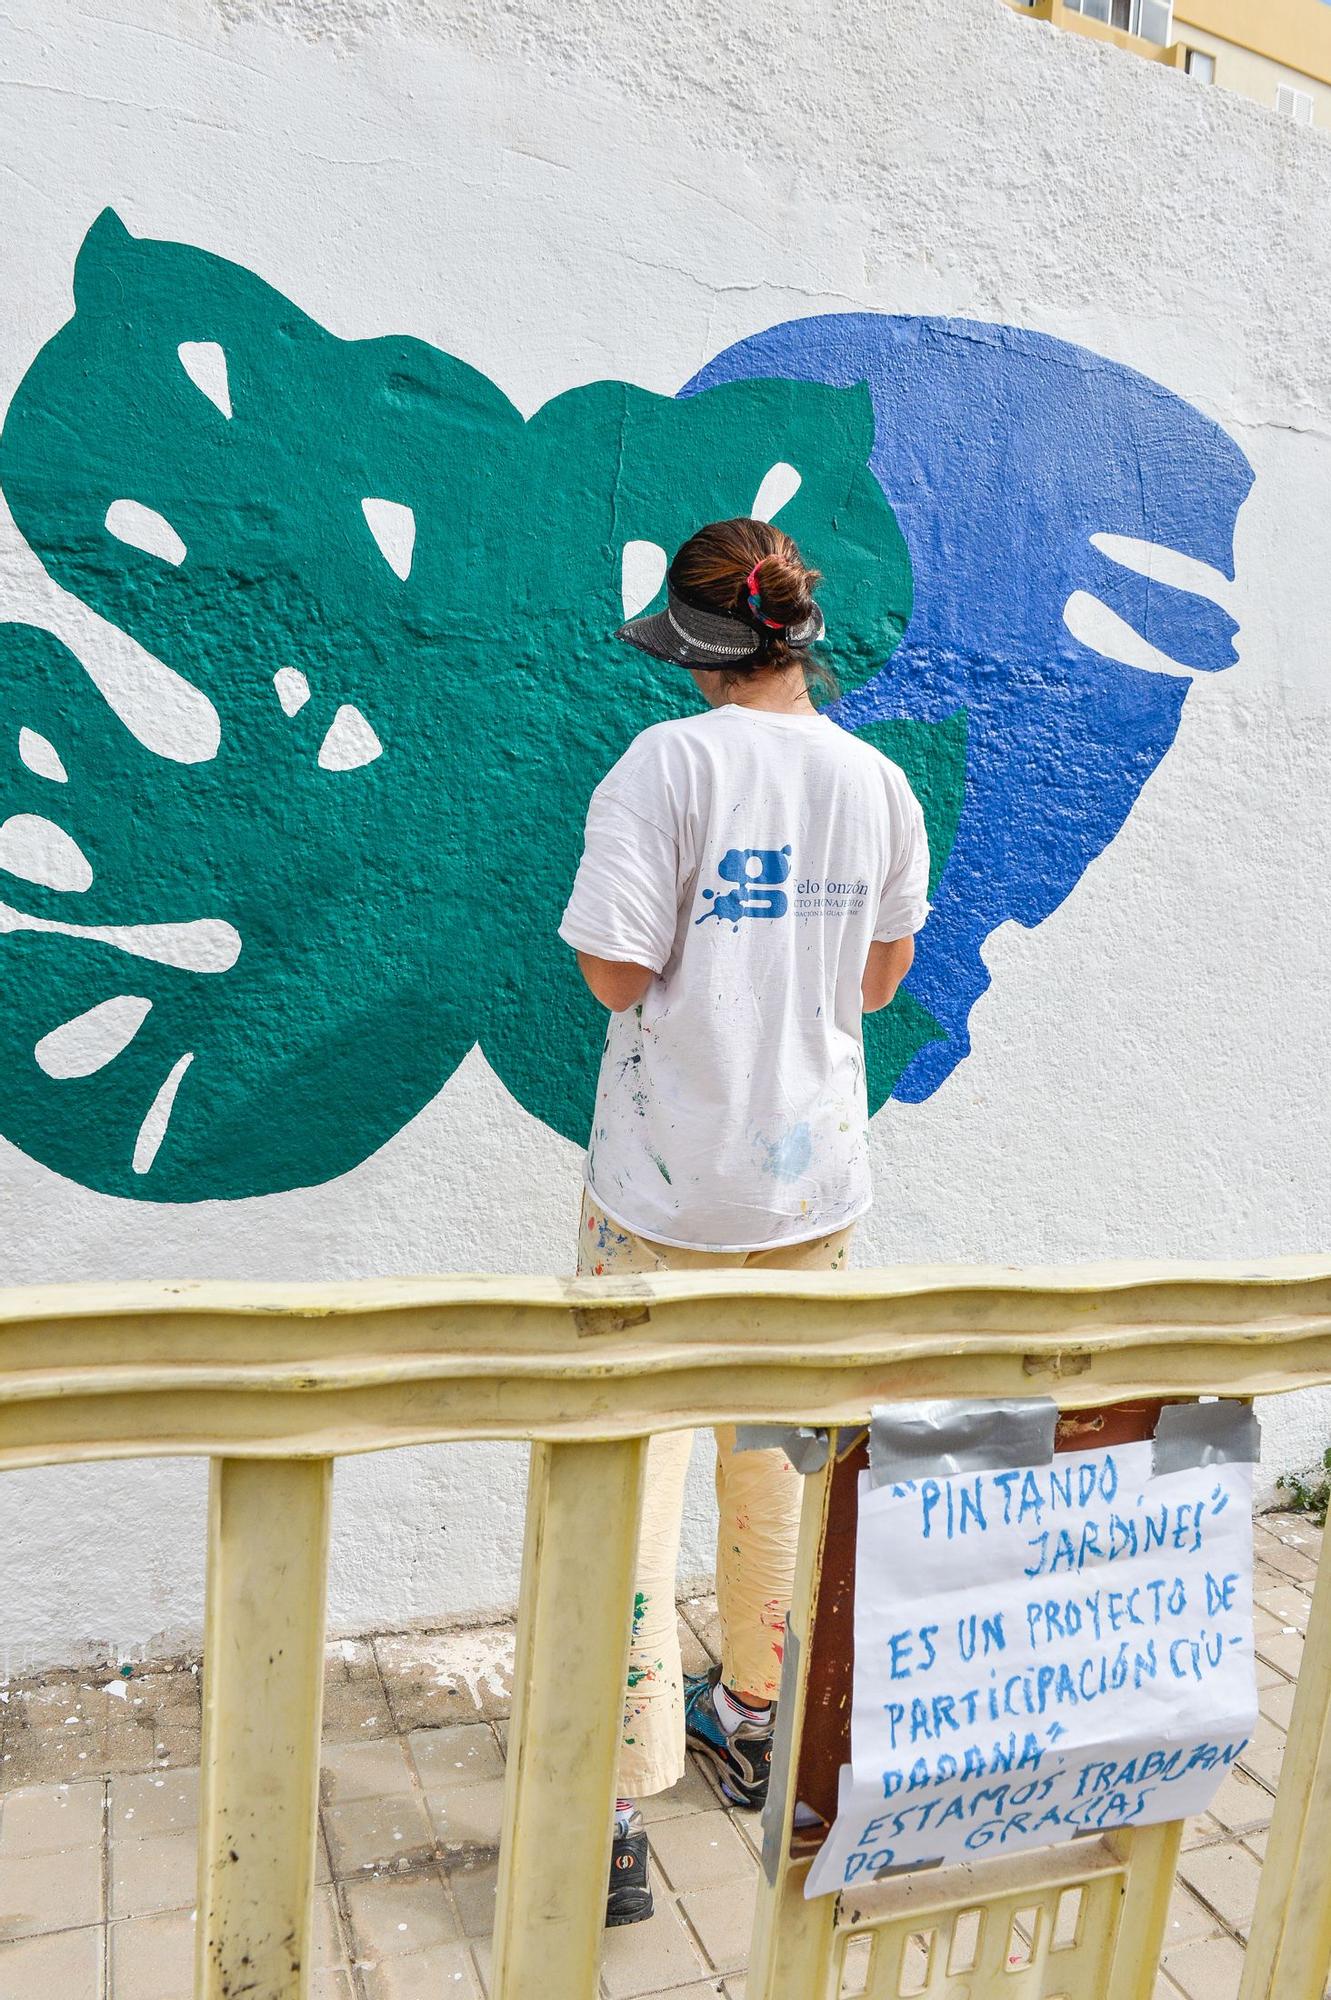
[{"xmin": 1276, "ymin": 1447, "xmax": 1331, "ymax": 1528}]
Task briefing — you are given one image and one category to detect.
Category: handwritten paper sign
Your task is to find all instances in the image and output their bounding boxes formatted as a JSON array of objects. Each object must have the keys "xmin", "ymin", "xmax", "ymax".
[{"xmin": 805, "ymin": 1439, "xmax": 1257, "ymax": 1898}]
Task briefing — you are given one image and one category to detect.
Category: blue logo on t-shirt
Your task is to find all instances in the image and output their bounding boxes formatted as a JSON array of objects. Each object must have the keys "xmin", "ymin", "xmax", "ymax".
[{"xmin": 697, "ymin": 846, "xmax": 792, "ymax": 928}]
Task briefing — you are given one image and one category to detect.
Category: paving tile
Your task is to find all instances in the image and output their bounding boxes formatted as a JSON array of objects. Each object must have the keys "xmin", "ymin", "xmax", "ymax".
[
  {"xmin": 729, "ymin": 1805, "xmax": 764, "ymax": 1858},
  {"xmin": 1260, "ymin": 1511, "xmax": 1323, "ymax": 1554},
  {"xmin": 0, "ymin": 1921, "xmax": 104, "ymax": 2000},
  {"xmin": 1178, "ymin": 1840, "xmax": 1263, "ymax": 1934},
  {"xmin": 408, "ymin": 1725, "xmax": 504, "ymax": 1792},
  {"xmin": 679, "ymin": 1877, "xmax": 758, "ymax": 1975},
  {"xmin": 1250, "ymin": 1532, "xmax": 1320, "ymax": 1587},
  {"xmin": 0, "ymin": 1710, "xmax": 158, "ymax": 1788},
  {"xmin": 425, "ymin": 1780, "xmax": 505, "ymax": 1859},
  {"xmin": 1160, "ymin": 1884, "xmax": 1221, "ymax": 1951},
  {"xmin": 1252, "ymin": 1583, "xmax": 1311, "ymax": 1632},
  {"xmin": 0, "ymin": 1778, "xmax": 105, "ymax": 1855},
  {"xmin": 109, "ymin": 1825, "xmax": 197, "ymax": 1919},
  {"xmin": 108, "ymin": 1890, "xmax": 342, "ymax": 1994},
  {"xmin": 110, "ymin": 1768, "xmax": 198, "ymax": 1839},
  {"xmin": 1235, "ymin": 1716, "xmax": 1286, "ymax": 1792},
  {"xmin": 5, "ymin": 1679, "xmax": 87, "ymax": 1725},
  {"xmin": 631, "ymin": 1987, "xmax": 723, "ymax": 1998},
  {"xmin": 343, "ymin": 1866, "xmax": 461, "ymax": 1958},
  {"xmin": 639, "ymin": 1758, "xmax": 726, "ymax": 1825},
  {"xmin": 445, "ymin": 1854, "xmax": 498, "ymax": 1938},
  {"xmin": 1240, "ymin": 1825, "xmax": 1267, "ymax": 1861},
  {"xmin": 326, "ymin": 1637, "xmax": 384, "ymax": 1683},
  {"xmin": 1161, "ymin": 1930, "xmax": 1246, "ymax": 2000},
  {"xmin": 601, "ymin": 1895, "xmax": 708, "ymax": 1996},
  {"xmin": 122, "ymin": 1666, "xmax": 202, "ymax": 1721},
  {"xmin": 321, "ymin": 1737, "xmax": 417, "ymax": 1805},
  {"xmin": 1207, "ymin": 1763, "xmax": 1275, "ymax": 1834},
  {"xmin": 312, "ymin": 1975, "xmax": 355, "ymax": 1999},
  {"xmin": 648, "ymin": 1811, "xmax": 757, "ymax": 1892},
  {"xmin": 145, "ymin": 1725, "xmax": 201, "ymax": 1771},
  {"xmin": 0, "ymin": 1842, "xmax": 102, "ymax": 1938},
  {"xmin": 110, "ymin": 1907, "xmax": 194, "ymax": 1997},
  {"xmin": 1257, "ymin": 1679, "xmax": 1296, "ymax": 1730},
  {"xmin": 314, "ymin": 1883, "xmax": 350, "ymax": 1970},
  {"xmin": 1253, "ymin": 1628, "xmax": 1305, "ymax": 1679},
  {"xmin": 679, "ymin": 1598, "xmax": 722, "ymax": 1664},
  {"xmin": 322, "ymin": 1676, "xmax": 395, "ymax": 1744},
  {"xmin": 678, "ymin": 1616, "xmax": 713, "ymax": 1679},
  {"xmin": 1180, "ymin": 1813, "xmax": 1223, "ymax": 1850},
  {"xmin": 323, "ymin": 1792, "xmax": 436, "ymax": 1876},
  {"xmin": 359, "ymin": 1939, "xmax": 482, "ymax": 1996},
  {"xmin": 374, "ymin": 1628, "xmax": 515, "ymax": 1732}
]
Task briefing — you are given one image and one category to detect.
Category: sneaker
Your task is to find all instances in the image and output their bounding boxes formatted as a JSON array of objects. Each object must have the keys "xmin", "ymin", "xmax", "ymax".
[
  {"xmin": 683, "ymin": 1665, "xmax": 774, "ymax": 1810},
  {"xmin": 606, "ymin": 1807, "xmax": 653, "ymax": 1927}
]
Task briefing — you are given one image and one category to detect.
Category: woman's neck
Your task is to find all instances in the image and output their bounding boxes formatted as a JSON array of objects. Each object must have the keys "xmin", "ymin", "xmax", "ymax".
[{"xmin": 707, "ymin": 668, "xmax": 817, "ymax": 716}]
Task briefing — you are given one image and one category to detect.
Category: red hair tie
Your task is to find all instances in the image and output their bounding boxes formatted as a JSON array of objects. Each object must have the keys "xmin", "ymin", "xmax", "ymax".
[{"xmin": 746, "ymin": 562, "xmax": 785, "ymax": 630}]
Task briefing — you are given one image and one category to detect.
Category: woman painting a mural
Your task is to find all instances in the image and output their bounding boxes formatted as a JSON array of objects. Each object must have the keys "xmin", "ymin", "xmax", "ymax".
[{"xmin": 559, "ymin": 516, "xmax": 931, "ymax": 1926}]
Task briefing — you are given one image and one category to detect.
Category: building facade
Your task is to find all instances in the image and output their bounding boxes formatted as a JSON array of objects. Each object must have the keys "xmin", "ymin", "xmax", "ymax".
[{"xmin": 1010, "ymin": 0, "xmax": 1331, "ymax": 128}]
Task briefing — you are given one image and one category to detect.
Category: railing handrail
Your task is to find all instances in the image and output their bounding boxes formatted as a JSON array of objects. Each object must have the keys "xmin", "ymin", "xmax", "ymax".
[{"xmin": 2, "ymin": 1255, "xmax": 1330, "ymax": 1467}]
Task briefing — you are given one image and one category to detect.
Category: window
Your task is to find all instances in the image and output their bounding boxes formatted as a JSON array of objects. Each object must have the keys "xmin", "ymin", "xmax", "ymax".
[
  {"xmin": 1185, "ymin": 48, "xmax": 1216, "ymax": 83},
  {"xmin": 1276, "ymin": 83, "xmax": 1315, "ymax": 124},
  {"xmin": 1136, "ymin": 0, "xmax": 1172, "ymax": 43},
  {"xmin": 1060, "ymin": 0, "xmax": 1173, "ymax": 42}
]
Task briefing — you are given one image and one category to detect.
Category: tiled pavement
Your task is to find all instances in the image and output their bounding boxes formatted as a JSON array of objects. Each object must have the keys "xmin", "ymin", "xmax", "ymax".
[{"xmin": 0, "ymin": 1514, "xmax": 1322, "ymax": 2000}]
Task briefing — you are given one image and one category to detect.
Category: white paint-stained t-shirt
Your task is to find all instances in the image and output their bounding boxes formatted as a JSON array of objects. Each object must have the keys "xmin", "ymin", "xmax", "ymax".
[{"xmin": 559, "ymin": 703, "xmax": 931, "ymax": 1252}]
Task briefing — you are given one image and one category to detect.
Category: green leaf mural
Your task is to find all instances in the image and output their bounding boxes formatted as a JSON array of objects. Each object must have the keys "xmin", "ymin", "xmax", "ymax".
[{"xmin": 0, "ymin": 213, "xmax": 962, "ymax": 1200}]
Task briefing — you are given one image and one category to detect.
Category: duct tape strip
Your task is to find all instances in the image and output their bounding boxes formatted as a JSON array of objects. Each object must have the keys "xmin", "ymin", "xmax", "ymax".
[
  {"xmin": 761, "ymin": 1619, "xmax": 801, "ymax": 1886},
  {"xmin": 734, "ymin": 1425, "xmax": 829, "ymax": 1475},
  {"xmin": 867, "ymin": 1397, "xmax": 1058, "ymax": 1488},
  {"xmin": 1152, "ymin": 1399, "xmax": 1261, "ymax": 1474},
  {"xmin": 875, "ymin": 1852, "xmax": 943, "ymax": 1881}
]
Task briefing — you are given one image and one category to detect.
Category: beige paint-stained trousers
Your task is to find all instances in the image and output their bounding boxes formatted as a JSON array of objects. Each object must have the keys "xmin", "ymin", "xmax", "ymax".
[{"xmin": 577, "ymin": 1193, "xmax": 854, "ymax": 1796}]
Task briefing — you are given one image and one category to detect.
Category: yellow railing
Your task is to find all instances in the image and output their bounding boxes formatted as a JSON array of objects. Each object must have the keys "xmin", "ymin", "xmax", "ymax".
[{"xmin": 3, "ymin": 1258, "xmax": 1331, "ymax": 1998}]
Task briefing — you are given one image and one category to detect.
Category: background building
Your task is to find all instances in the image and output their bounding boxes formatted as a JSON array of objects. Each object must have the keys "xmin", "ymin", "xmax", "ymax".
[{"xmin": 1010, "ymin": 0, "xmax": 1331, "ymax": 128}]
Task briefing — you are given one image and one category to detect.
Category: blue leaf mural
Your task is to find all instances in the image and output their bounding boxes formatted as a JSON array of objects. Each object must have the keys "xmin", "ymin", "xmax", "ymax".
[{"xmin": 689, "ymin": 315, "xmax": 1254, "ymax": 1100}]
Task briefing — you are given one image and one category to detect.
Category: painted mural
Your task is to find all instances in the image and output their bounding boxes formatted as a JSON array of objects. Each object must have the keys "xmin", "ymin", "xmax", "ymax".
[{"xmin": 0, "ymin": 214, "xmax": 1251, "ymax": 1202}]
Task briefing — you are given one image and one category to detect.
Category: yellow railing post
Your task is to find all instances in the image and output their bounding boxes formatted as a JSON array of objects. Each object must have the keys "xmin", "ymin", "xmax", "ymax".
[
  {"xmin": 748, "ymin": 1441, "xmax": 838, "ymax": 2000},
  {"xmin": 196, "ymin": 1457, "xmax": 332, "ymax": 2000},
  {"xmin": 1103, "ymin": 1820, "xmax": 1185, "ymax": 2000},
  {"xmin": 492, "ymin": 1436, "xmax": 649, "ymax": 2000},
  {"xmin": 1238, "ymin": 1535, "xmax": 1331, "ymax": 2000}
]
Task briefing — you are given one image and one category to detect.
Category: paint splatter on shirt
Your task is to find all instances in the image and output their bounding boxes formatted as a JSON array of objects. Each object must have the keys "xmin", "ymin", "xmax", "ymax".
[{"xmin": 560, "ymin": 704, "xmax": 929, "ymax": 1251}]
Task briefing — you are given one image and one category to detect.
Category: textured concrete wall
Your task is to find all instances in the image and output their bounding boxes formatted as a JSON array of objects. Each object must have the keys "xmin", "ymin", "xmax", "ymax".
[{"xmin": 2, "ymin": 0, "xmax": 1330, "ymax": 1673}]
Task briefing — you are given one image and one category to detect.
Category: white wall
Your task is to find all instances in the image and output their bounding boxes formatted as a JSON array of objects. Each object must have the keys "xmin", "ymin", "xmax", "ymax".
[{"xmin": 2, "ymin": 0, "xmax": 1330, "ymax": 1673}]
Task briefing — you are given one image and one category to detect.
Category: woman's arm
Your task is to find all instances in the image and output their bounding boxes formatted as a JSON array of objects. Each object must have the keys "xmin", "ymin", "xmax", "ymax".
[
  {"xmin": 863, "ymin": 935, "xmax": 914, "ymax": 1013},
  {"xmin": 577, "ymin": 952, "xmax": 657, "ymax": 1012}
]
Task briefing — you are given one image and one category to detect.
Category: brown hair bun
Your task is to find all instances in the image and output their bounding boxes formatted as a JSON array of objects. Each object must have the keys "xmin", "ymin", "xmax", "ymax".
[
  {"xmin": 670, "ymin": 517, "xmax": 825, "ymax": 683},
  {"xmin": 744, "ymin": 547, "xmax": 819, "ymax": 631}
]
